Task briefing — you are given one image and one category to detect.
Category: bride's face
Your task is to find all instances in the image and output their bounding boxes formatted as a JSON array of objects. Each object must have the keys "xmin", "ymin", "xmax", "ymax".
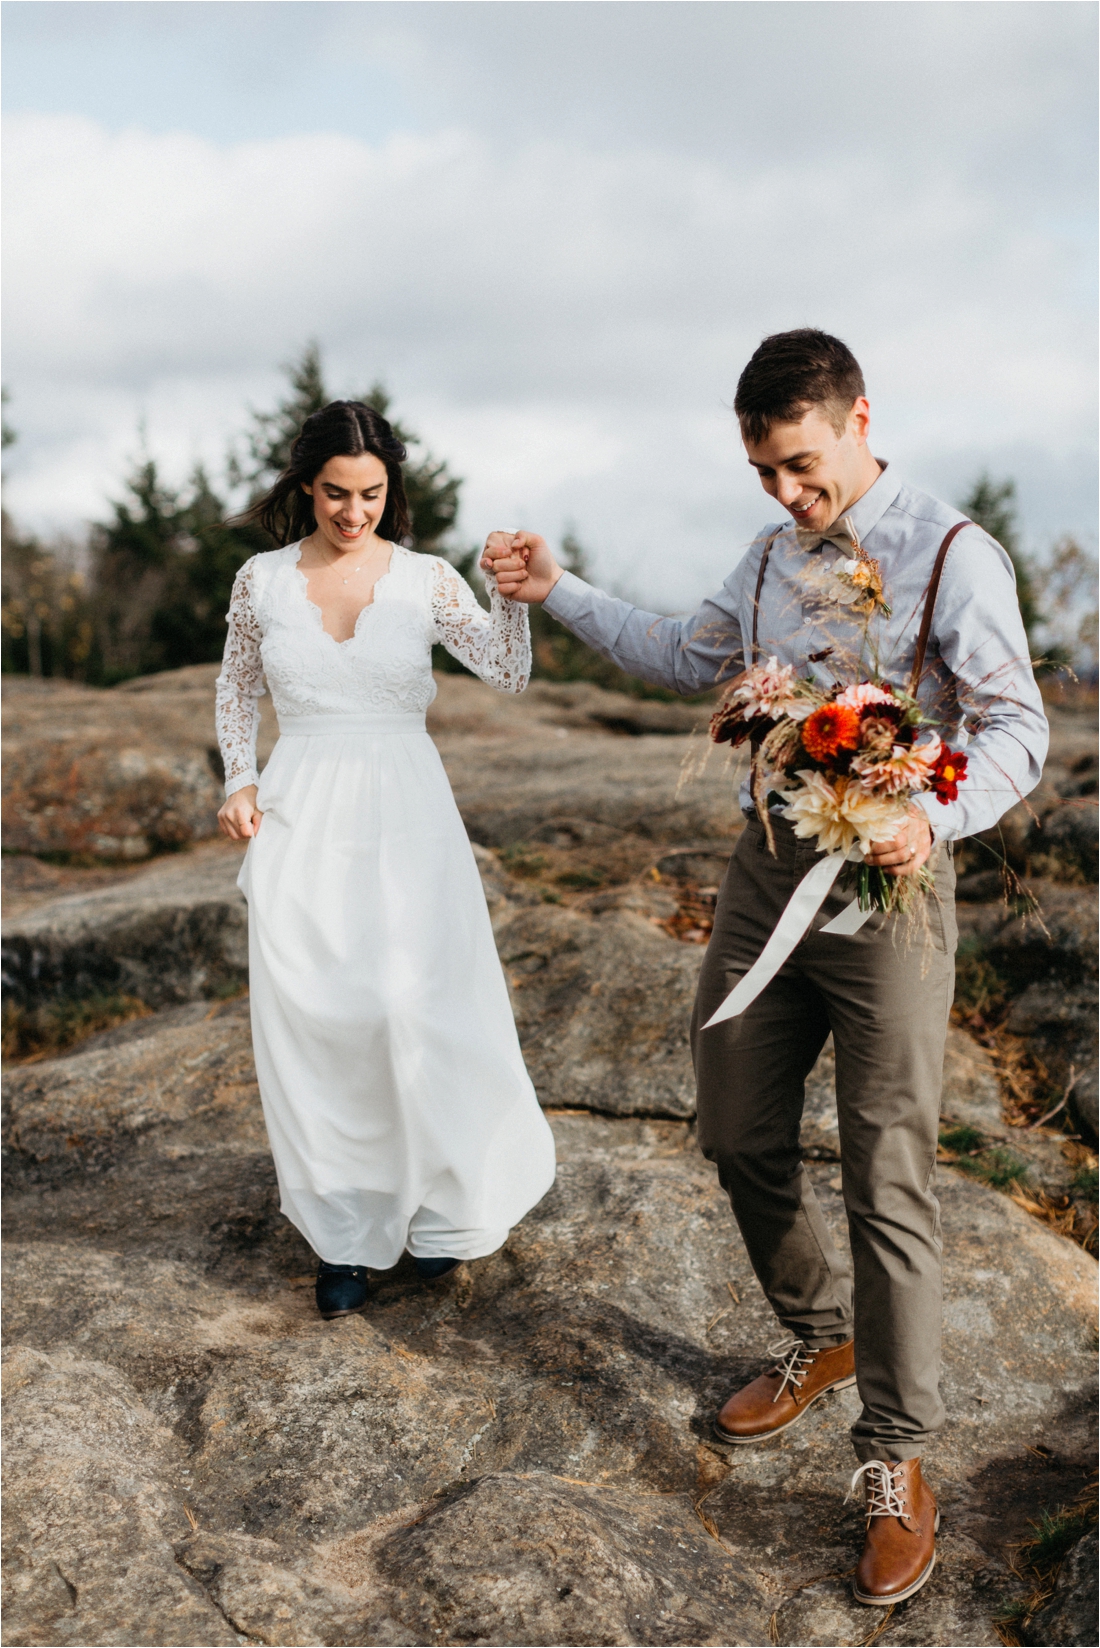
[{"xmin": 303, "ymin": 453, "xmax": 389, "ymax": 554}]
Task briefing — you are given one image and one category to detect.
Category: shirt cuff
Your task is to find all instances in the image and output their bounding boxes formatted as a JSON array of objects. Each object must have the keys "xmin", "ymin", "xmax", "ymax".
[
  {"xmin": 542, "ymin": 569, "xmax": 594, "ymax": 621},
  {"xmin": 224, "ymin": 770, "xmax": 260, "ymax": 799},
  {"xmin": 913, "ymin": 790, "xmax": 960, "ymax": 843}
]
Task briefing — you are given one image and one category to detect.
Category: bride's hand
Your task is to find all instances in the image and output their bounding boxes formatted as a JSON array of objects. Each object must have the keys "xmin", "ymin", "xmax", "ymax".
[
  {"xmin": 218, "ymin": 786, "xmax": 263, "ymax": 841},
  {"xmin": 481, "ymin": 530, "xmax": 563, "ymax": 604},
  {"xmin": 481, "ymin": 531, "xmax": 527, "ymax": 594}
]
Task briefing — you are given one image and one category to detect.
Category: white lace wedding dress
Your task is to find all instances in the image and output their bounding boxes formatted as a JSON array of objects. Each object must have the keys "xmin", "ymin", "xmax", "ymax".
[{"xmin": 215, "ymin": 542, "xmax": 556, "ymax": 1268}]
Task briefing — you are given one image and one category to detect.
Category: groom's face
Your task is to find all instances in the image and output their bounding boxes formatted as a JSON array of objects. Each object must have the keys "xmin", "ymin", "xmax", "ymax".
[{"xmin": 743, "ymin": 398, "xmax": 872, "ymax": 532}]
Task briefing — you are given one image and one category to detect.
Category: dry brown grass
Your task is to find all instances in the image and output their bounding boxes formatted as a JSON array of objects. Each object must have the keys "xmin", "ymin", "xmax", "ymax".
[
  {"xmin": 1, "ymin": 993, "xmax": 152, "ymax": 1063},
  {"xmin": 1009, "ymin": 1181, "xmax": 1098, "ymax": 1254},
  {"xmin": 996, "ymin": 1483, "xmax": 1098, "ymax": 1645},
  {"xmin": 656, "ymin": 881, "xmax": 717, "ymax": 945},
  {"xmin": 941, "ymin": 1021, "xmax": 1099, "ymax": 1252},
  {"xmin": 985, "ymin": 1030, "xmax": 1060, "ymax": 1129}
]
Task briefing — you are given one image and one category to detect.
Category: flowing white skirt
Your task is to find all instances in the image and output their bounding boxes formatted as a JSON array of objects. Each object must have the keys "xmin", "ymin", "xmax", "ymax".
[{"xmin": 238, "ymin": 711, "xmax": 556, "ymax": 1268}]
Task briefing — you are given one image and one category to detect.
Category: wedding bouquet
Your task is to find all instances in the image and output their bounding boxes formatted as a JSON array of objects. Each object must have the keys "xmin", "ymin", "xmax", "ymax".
[{"xmin": 710, "ymin": 659, "xmax": 967, "ymax": 912}]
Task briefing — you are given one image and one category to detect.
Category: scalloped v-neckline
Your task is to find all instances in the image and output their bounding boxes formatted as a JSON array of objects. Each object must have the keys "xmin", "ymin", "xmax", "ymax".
[{"xmin": 292, "ymin": 542, "xmax": 398, "ymax": 646}]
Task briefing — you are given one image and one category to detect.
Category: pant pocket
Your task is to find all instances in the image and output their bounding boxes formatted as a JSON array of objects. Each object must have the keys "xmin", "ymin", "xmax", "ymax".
[{"xmin": 929, "ymin": 851, "xmax": 958, "ymax": 953}]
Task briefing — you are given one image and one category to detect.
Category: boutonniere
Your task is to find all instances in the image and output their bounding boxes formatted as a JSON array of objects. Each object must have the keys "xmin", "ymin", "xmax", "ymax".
[{"xmin": 799, "ymin": 518, "xmax": 892, "ymax": 619}]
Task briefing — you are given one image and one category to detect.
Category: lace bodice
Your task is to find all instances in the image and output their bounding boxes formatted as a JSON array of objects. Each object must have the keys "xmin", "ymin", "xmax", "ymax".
[{"xmin": 215, "ymin": 543, "xmax": 530, "ymax": 795}]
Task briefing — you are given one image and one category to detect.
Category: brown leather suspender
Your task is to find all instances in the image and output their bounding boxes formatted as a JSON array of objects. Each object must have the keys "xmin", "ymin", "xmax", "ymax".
[
  {"xmin": 750, "ymin": 531, "xmax": 781, "ymax": 666},
  {"xmin": 907, "ymin": 520, "xmax": 969, "ymax": 695},
  {"xmin": 747, "ymin": 531, "xmax": 783, "ymax": 814}
]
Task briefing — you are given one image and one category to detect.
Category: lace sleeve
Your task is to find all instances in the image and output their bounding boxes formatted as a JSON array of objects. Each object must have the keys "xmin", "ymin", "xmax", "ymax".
[
  {"xmin": 430, "ymin": 558, "xmax": 531, "ymax": 693},
  {"xmin": 215, "ymin": 559, "xmax": 266, "ymax": 796}
]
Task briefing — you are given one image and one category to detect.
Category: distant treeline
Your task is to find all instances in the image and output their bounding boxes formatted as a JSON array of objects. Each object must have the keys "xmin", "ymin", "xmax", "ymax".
[
  {"xmin": 2, "ymin": 355, "xmax": 1096, "ymax": 688},
  {"xmin": 0, "ymin": 348, "xmax": 679, "ymax": 698},
  {"xmin": 2, "ymin": 349, "xmax": 464, "ymax": 685},
  {"xmin": 954, "ymin": 475, "xmax": 1097, "ymax": 680}
]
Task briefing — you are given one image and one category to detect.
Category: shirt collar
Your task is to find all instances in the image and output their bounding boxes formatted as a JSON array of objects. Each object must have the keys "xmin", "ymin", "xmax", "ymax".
[{"xmin": 843, "ymin": 460, "xmax": 901, "ymax": 545}]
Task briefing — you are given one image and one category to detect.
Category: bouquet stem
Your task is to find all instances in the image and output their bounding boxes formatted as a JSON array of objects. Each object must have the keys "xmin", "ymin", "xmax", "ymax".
[
  {"xmin": 856, "ymin": 859, "xmax": 933, "ymax": 914},
  {"xmin": 857, "ymin": 862, "xmax": 893, "ymax": 913}
]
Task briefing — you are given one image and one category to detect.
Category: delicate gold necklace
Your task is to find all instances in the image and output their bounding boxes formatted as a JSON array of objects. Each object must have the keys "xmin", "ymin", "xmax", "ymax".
[{"xmin": 321, "ymin": 535, "xmax": 384, "ymax": 586}]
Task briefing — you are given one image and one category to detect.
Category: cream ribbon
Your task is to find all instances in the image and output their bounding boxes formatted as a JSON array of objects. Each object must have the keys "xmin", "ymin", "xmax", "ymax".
[{"xmin": 702, "ymin": 852, "xmax": 874, "ymax": 1029}]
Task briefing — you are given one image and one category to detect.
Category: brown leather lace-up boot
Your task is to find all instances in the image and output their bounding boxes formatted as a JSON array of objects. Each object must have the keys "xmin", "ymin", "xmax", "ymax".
[
  {"xmin": 851, "ymin": 1458, "xmax": 939, "ymax": 1605},
  {"xmin": 713, "ymin": 1337, "xmax": 856, "ymax": 1444}
]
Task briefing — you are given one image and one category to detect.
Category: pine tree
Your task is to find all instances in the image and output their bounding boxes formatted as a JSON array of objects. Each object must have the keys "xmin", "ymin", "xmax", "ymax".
[
  {"xmin": 165, "ymin": 467, "xmax": 271, "ymax": 669},
  {"xmin": 86, "ymin": 456, "xmax": 193, "ymax": 680},
  {"xmin": 959, "ymin": 475, "xmax": 1043, "ymax": 648},
  {"xmin": 1, "ymin": 396, "xmax": 95, "ymax": 678},
  {"xmin": 230, "ymin": 345, "xmax": 463, "ymax": 555},
  {"xmin": 74, "ymin": 350, "xmax": 474, "ymax": 681},
  {"xmin": 1, "ymin": 387, "xmax": 16, "ymax": 458},
  {"xmin": 227, "ymin": 343, "xmax": 329, "ymax": 493},
  {"xmin": 81, "ymin": 457, "xmax": 272, "ymax": 680}
]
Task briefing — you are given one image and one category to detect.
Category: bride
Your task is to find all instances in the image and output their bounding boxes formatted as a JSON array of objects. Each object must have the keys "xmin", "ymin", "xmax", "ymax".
[{"xmin": 215, "ymin": 399, "xmax": 555, "ymax": 1319}]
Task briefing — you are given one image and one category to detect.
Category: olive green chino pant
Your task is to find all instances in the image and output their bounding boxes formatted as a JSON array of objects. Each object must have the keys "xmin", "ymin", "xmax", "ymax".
[{"xmin": 691, "ymin": 815, "xmax": 957, "ymax": 1462}]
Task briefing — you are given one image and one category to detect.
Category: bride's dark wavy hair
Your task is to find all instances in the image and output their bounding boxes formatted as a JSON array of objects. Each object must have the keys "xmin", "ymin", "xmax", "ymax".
[{"xmin": 247, "ymin": 401, "xmax": 412, "ymax": 546}]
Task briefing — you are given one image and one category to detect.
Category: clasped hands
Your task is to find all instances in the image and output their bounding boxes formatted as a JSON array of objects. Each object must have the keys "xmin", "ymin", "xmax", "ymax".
[
  {"xmin": 480, "ymin": 531, "xmax": 563, "ymax": 604},
  {"xmin": 480, "ymin": 529, "xmax": 932, "ymax": 879}
]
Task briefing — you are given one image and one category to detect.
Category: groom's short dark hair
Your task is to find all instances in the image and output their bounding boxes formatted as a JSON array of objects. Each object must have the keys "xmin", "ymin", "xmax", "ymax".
[{"xmin": 734, "ymin": 329, "xmax": 865, "ymax": 445}]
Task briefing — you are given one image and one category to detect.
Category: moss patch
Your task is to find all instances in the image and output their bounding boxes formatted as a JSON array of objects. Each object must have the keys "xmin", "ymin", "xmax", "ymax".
[
  {"xmin": 956, "ymin": 1145, "xmax": 1031, "ymax": 1190},
  {"xmin": 939, "ymin": 1124, "xmax": 985, "ymax": 1155}
]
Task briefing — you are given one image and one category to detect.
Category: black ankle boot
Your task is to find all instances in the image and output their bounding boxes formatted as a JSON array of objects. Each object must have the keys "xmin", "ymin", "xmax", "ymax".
[
  {"xmin": 414, "ymin": 1256, "xmax": 462, "ymax": 1283},
  {"xmin": 315, "ymin": 1261, "xmax": 371, "ymax": 1319}
]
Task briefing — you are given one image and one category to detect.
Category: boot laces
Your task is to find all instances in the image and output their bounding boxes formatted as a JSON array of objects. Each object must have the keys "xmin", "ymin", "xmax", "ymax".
[
  {"xmin": 848, "ymin": 1460, "xmax": 908, "ymax": 1519},
  {"xmin": 767, "ymin": 1337, "xmax": 818, "ymax": 1403}
]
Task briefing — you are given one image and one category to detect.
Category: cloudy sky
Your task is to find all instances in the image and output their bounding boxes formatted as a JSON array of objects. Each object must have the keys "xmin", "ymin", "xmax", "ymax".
[{"xmin": 3, "ymin": 0, "xmax": 1096, "ymax": 609}]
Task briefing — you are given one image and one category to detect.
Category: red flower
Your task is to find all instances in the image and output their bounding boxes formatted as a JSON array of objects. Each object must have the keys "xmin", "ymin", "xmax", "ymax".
[
  {"xmin": 930, "ymin": 747, "xmax": 968, "ymax": 803},
  {"xmin": 802, "ymin": 703, "xmax": 861, "ymax": 762}
]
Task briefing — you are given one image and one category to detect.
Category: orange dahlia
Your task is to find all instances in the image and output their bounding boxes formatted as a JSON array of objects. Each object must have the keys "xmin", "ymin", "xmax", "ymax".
[{"xmin": 802, "ymin": 703, "xmax": 861, "ymax": 762}]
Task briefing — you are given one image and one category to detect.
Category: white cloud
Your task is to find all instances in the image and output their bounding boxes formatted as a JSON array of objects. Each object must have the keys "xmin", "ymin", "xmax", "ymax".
[{"xmin": 3, "ymin": 83, "xmax": 1095, "ymax": 611}]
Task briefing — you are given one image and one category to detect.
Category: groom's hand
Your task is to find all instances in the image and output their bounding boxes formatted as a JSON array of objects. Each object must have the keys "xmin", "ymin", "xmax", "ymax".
[
  {"xmin": 481, "ymin": 532, "xmax": 528, "ymax": 595},
  {"xmin": 865, "ymin": 805, "xmax": 933, "ymax": 877},
  {"xmin": 481, "ymin": 531, "xmax": 563, "ymax": 604}
]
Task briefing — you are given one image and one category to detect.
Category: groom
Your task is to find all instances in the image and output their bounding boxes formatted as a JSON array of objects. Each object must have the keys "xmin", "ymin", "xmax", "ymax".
[{"xmin": 482, "ymin": 329, "xmax": 1048, "ymax": 1605}]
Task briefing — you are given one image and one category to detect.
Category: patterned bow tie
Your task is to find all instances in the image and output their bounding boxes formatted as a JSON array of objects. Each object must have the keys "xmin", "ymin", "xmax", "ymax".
[{"xmin": 793, "ymin": 513, "xmax": 860, "ymax": 556}]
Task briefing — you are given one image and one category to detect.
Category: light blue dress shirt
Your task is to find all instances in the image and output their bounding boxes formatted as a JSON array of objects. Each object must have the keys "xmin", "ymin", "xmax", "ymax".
[{"xmin": 542, "ymin": 465, "xmax": 1048, "ymax": 841}]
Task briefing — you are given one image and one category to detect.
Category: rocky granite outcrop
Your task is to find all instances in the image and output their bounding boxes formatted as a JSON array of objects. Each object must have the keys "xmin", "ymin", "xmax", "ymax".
[
  {"xmin": 3, "ymin": 1024, "xmax": 1096, "ymax": 1647},
  {"xmin": 956, "ymin": 880, "xmax": 1099, "ymax": 1143},
  {"xmin": 3, "ymin": 1346, "xmax": 238, "ymax": 1647},
  {"xmin": 1, "ymin": 674, "xmax": 230, "ymax": 861},
  {"xmin": 2, "ymin": 842, "xmax": 249, "ymax": 1015},
  {"xmin": 962, "ymin": 698, "xmax": 1098, "ymax": 880},
  {"xmin": 4, "ymin": 844, "xmax": 1098, "ymax": 1646},
  {"xmin": 494, "ymin": 900, "xmax": 702, "ymax": 1118},
  {"xmin": 436, "ymin": 725, "xmax": 738, "ymax": 851},
  {"xmin": 2, "ymin": 671, "xmax": 1096, "ymax": 1647},
  {"xmin": 5, "ymin": 836, "xmax": 1089, "ymax": 1207},
  {"xmin": 1, "ymin": 668, "xmax": 720, "ymax": 862}
]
